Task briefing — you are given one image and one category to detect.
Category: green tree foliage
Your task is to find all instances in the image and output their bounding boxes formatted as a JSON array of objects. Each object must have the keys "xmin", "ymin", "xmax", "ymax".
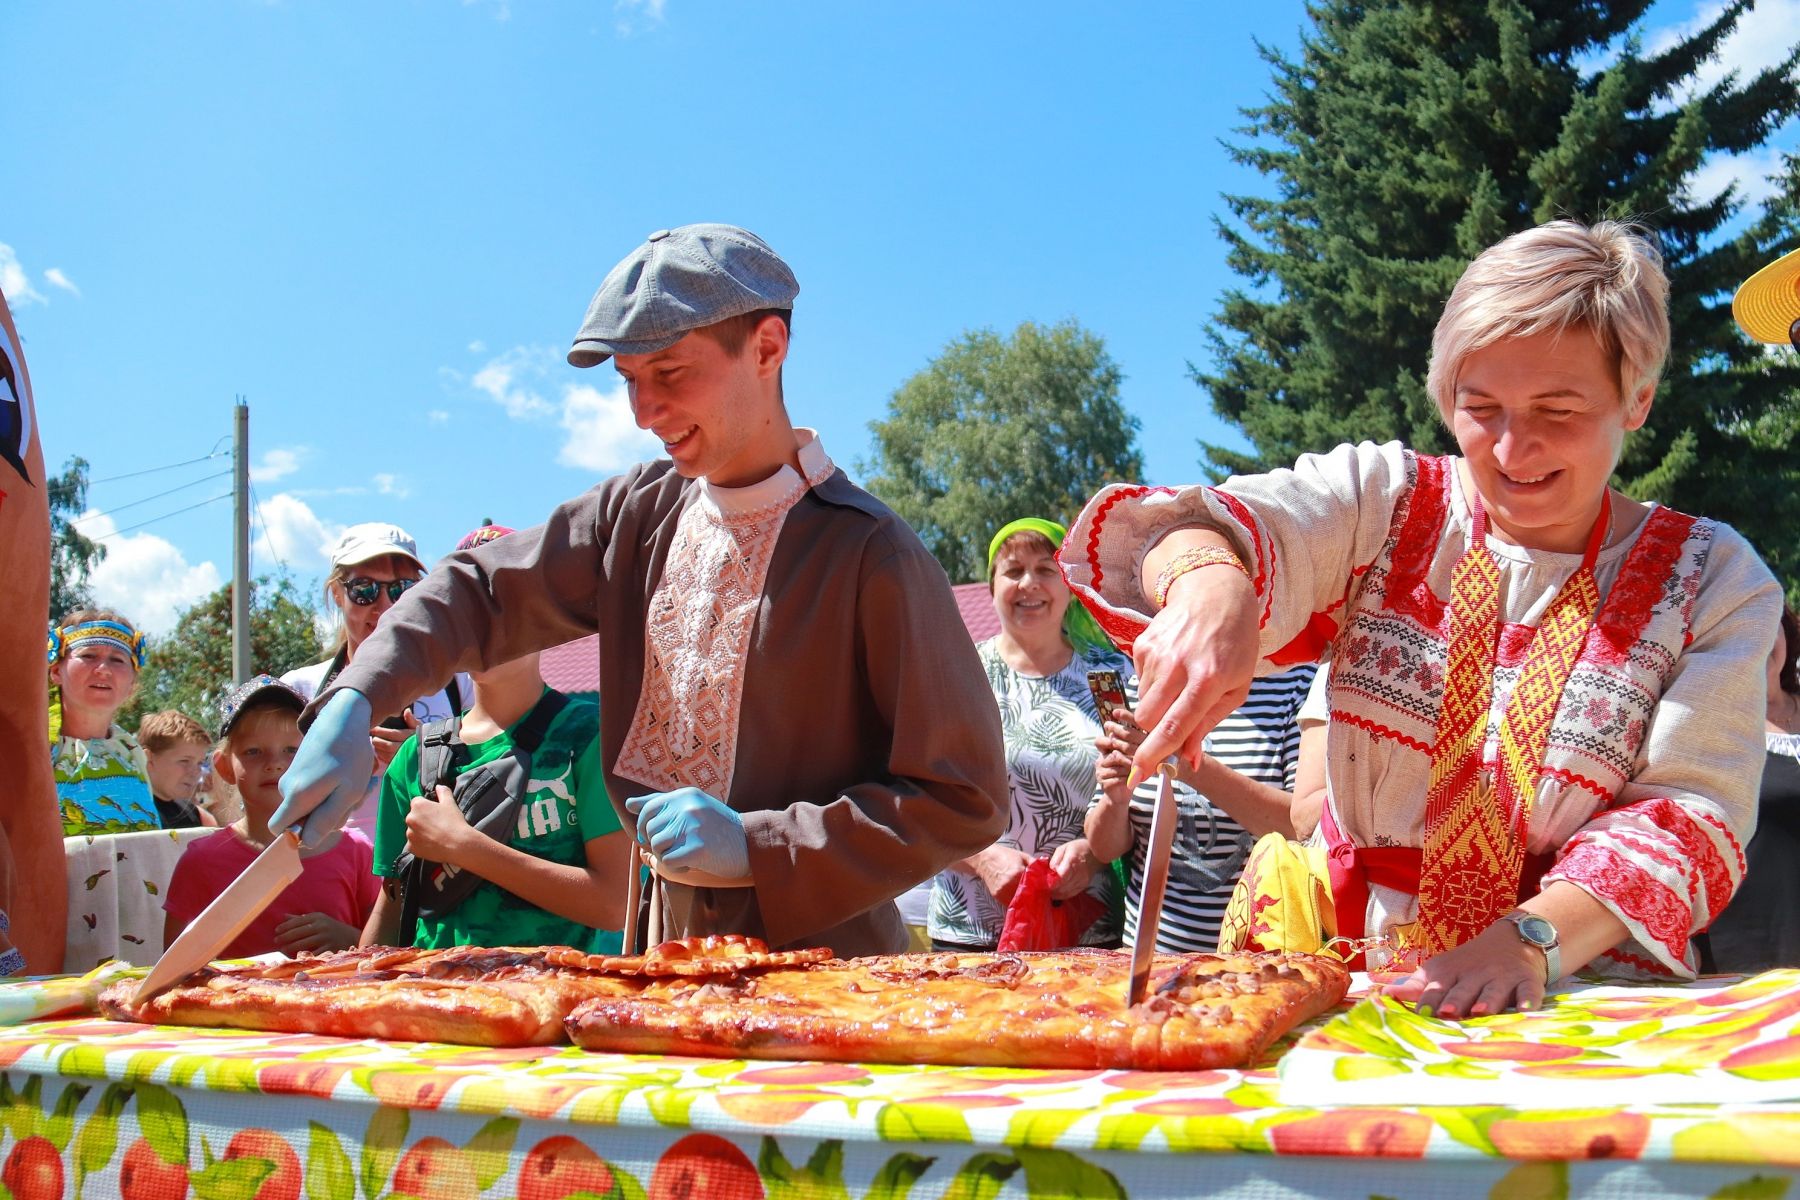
[
  {"xmin": 122, "ymin": 576, "xmax": 323, "ymax": 732},
  {"xmin": 862, "ymin": 320, "xmax": 1145, "ymax": 583},
  {"xmin": 1201, "ymin": 0, "xmax": 1800, "ymax": 589},
  {"xmin": 48, "ymin": 456, "xmax": 105, "ymax": 621}
]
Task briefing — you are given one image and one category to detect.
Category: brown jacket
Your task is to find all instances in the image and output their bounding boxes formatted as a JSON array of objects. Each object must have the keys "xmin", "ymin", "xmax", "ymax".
[{"xmin": 323, "ymin": 459, "xmax": 1006, "ymax": 955}]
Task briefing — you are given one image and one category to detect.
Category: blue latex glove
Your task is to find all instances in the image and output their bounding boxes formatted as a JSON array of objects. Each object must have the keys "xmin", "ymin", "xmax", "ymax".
[
  {"xmin": 625, "ymin": 787, "xmax": 750, "ymax": 884},
  {"xmin": 271, "ymin": 689, "xmax": 376, "ymax": 848}
]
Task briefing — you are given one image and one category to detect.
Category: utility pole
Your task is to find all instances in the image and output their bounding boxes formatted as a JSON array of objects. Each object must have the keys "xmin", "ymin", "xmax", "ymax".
[{"xmin": 231, "ymin": 398, "xmax": 251, "ymax": 685}]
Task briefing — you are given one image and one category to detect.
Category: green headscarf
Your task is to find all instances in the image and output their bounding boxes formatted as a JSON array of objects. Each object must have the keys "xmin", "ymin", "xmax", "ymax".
[{"xmin": 986, "ymin": 517, "xmax": 1114, "ymax": 656}]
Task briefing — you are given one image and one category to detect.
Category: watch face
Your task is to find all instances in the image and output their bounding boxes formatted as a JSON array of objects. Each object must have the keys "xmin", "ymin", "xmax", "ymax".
[{"xmin": 1515, "ymin": 915, "xmax": 1556, "ymax": 947}]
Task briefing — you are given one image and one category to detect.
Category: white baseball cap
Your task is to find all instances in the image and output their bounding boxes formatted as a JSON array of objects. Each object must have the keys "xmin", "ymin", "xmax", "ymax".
[{"xmin": 329, "ymin": 522, "xmax": 424, "ymax": 571}]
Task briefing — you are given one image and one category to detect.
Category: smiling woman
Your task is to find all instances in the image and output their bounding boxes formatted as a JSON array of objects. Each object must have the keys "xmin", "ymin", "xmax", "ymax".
[
  {"xmin": 1064, "ymin": 220, "xmax": 1785, "ymax": 1020},
  {"xmin": 929, "ymin": 517, "xmax": 1122, "ymax": 952},
  {"xmin": 49, "ymin": 608, "xmax": 162, "ymax": 837}
]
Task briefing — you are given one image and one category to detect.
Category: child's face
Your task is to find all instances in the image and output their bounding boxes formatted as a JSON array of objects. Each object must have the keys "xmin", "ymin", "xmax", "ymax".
[
  {"xmin": 220, "ymin": 708, "xmax": 301, "ymax": 820},
  {"xmin": 51, "ymin": 644, "xmax": 137, "ymax": 723},
  {"xmin": 146, "ymin": 740, "xmax": 208, "ymax": 801}
]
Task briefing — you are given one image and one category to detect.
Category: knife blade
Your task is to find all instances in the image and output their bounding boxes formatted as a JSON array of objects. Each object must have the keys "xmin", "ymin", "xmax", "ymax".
[
  {"xmin": 132, "ymin": 829, "xmax": 303, "ymax": 1004},
  {"xmin": 1125, "ymin": 760, "xmax": 1180, "ymax": 1007}
]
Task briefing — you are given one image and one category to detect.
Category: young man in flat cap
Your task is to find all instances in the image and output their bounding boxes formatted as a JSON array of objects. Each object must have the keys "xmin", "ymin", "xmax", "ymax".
[{"xmin": 276, "ymin": 224, "xmax": 1007, "ymax": 956}]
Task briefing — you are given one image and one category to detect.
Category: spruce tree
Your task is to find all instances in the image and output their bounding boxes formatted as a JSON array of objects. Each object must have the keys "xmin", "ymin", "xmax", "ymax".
[{"xmin": 1201, "ymin": 0, "xmax": 1800, "ymax": 590}]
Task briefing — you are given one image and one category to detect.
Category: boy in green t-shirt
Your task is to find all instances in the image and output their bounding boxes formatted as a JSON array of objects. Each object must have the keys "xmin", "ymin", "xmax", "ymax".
[{"xmin": 361, "ymin": 526, "xmax": 631, "ymax": 953}]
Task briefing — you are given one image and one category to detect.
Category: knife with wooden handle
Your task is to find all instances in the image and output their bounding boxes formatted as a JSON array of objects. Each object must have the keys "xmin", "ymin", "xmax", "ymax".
[
  {"xmin": 132, "ymin": 830, "xmax": 303, "ymax": 1004},
  {"xmin": 1125, "ymin": 760, "xmax": 1180, "ymax": 1007}
]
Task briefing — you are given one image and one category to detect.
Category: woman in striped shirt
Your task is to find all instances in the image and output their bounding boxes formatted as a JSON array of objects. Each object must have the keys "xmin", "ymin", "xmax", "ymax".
[{"xmin": 1086, "ymin": 663, "xmax": 1315, "ymax": 951}]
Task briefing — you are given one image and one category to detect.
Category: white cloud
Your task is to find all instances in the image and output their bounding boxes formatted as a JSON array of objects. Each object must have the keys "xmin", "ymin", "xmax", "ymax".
[
  {"xmin": 78, "ymin": 510, "xmax": 224, "ymax": 637},
  {"xmin": 558, "ymin": 379, "xmax": 662, "ymax": 473},
  {"xmin": 253, "ymin": 491, "xmax": 343, "ymax": 572},
  {"xmin": 249, "ymin": 446, "xmax": 305, "ymax": 483},
  {"xmin": 1686, "ymin": 145, "xmax": 1790, "ymax": 207},
  {"xmin": 469, "ymin": 347, "xmax": 558, "ymax": 420},
  {"xmin": 614, "ymin": 0, "xmax": 666, "ymax": 35},
  {"xmin": 427, "ymin": 409, "xmax": 451, "ymax": 425},
  {"xmin": 1647, "ymin": 0, "xmax": 1800, "ymax": 97},
  {"xmin": 373, "ymin": 473, "xmax": 411, "ymax": 499},
  {"xmin": 0, "ymin": 245, "xmax": 46, "ymax": 307},
  {"xmin": 457, "ymin": 342, "xmax": 659, "ymax": 472},
  {"xmin": 43, "ymin": 268, "xmax": 79, "ymax": 297},
  {"xmin": 467, "ymin": 340, "xmax": 486, "ymax": 354}
]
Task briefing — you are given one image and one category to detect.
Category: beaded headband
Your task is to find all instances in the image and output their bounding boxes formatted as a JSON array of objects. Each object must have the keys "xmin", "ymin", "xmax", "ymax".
[{"xmin": 48, "ymin": 619, "xmax": 148, "ymax": 669}]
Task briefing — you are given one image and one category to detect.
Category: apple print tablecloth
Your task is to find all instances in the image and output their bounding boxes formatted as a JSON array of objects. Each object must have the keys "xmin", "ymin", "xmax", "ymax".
[{"xmin": 0, "ymin": 973, "xmax": 1797, "ymax": 1199}]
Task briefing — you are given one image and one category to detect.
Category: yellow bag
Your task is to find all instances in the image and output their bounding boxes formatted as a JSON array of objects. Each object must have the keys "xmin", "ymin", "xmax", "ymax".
[{"xmin": 1217, "ymin": 832, "xmax": 1336, "ymax": 954}]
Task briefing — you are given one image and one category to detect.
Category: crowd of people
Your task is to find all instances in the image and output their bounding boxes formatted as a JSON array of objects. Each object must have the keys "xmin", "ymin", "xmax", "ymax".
[{"xmin": 17, "ymin": 218, "xmax": 1800, "ymax": 1015}]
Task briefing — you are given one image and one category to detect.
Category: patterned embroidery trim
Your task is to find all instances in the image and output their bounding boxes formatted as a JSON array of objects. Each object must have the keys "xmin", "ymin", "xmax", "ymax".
[
  {"xmin": 1599, "ymin": 945, "xmax": 1676, "ymax": 975},
  {"xmin": 1384, "ymin": 453, "xmax": 1449, "ymax": 628},
  {"xmin": 1208, "ymin": 488, "xmax": 1274, "ymax": 630},
  {"xmin": 1328, "ymin": 709, "xmax": 1432, "ymax": 755},
  {"xmin": 1537, "ymin": 765, "xmax": 1613, "ymax": 803},
  {"xmin": 1083, "ymin": 484, "xmax": 1166, "ymax": 595},
  {"xmin": 1591, "ymin": 506, "xmax": 1702, "ymax": 667},
  {"xmin": 1549, "ymin": 841, "xmax": 1691, "ymax": 966}
]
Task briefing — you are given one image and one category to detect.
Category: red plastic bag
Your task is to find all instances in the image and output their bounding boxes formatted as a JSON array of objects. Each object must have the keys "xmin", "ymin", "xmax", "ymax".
[{"xmin": 996, "ymin": 858, "xmax": 1106, "ymax": 952}]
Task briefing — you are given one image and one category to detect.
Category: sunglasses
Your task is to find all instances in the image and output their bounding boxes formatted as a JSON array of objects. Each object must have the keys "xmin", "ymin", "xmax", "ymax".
[{"xmin": 343, "ymin": 576, "xmax": 419, "ymax": 606}]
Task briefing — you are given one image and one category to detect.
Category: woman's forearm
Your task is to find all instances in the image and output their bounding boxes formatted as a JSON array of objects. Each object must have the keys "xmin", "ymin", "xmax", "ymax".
[{"xmin": 1182, "ymin": 755, "xmax": 1296, "ymax": 838}]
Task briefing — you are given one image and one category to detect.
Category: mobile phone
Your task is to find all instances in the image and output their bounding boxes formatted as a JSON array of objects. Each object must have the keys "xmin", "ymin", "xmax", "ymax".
[{"xmin": 1086, "ymin": 668, "xmax": 1128, "ymax": 725}]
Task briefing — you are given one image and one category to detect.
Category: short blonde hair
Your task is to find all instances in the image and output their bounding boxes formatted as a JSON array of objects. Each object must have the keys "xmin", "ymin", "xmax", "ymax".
[
  {"xmin": 138, "ymin": 710, "xmax": 211, "ymax": 753},
  {"xmin": 1426, "ymin": 220, "xmax": 1670, "ymax": 422}
]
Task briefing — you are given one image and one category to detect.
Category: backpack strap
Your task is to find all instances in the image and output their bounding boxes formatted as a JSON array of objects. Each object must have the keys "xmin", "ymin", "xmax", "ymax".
[
  {"xmin": 509, "ymin": 690, "xmax": 570, "ymax": 756},
  {"xmin": 444, "ymin": 675, "xmax": 464, "ymax": 716},
  {"xmin": 417, "ymin": 716, "xmax": 464, "ymax": 796}
]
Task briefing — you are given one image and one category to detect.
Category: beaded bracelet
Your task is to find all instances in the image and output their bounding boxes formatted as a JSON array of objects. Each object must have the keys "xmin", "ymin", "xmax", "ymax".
[{"xmin": 1150, "ymin": 545, "xmax": 1249, "ymax": 609}]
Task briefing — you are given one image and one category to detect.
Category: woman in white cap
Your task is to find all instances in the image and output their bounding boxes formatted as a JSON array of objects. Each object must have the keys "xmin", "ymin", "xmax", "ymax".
[{"xmin": 280, "ymin": 522, "xmax": 468, "ymax": 835}]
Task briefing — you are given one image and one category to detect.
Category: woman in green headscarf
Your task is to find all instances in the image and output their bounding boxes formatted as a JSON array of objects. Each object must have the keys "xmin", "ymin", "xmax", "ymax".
[{"xmin": 926, "ymin": 518, "xmax": 1123, "ymax": 951}]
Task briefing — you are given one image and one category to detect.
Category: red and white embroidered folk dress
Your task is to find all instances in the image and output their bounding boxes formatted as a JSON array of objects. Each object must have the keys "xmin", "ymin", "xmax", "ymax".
[{"xmin": 1064, "ymin": 441, "xmax": 1782, "ymax": 977}]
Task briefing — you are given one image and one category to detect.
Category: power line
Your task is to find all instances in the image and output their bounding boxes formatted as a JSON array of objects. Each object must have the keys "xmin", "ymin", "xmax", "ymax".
[
  {"xmin": 95, "ymin": 493, "xmax": 231, "ymax": 540},
  {"xmin": 89, "ymin": 451, "xmax": 227, "ymax": 485},
  {"xmin": 74, "ymin": 469, "xmax": 231, "ymax": 525},
  {"xmin": 249, "ymin": 483, "xmax": 289, "ymax": 576}
]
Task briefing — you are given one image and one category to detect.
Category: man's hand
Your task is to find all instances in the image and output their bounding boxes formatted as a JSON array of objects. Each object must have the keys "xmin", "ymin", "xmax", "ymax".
[
  {"xmin": 273, "ymin": 911, "xmax": 360, "ymax": 955},
  {"xmin": 404, "ymin": 785, "xmax": 478, "ymax": 864},
  {"xmin": 969, "ymin": 844, "xmax": 1033, "ymax": 907},
  {"xmin": 625, "ymin": 788, "xmax": 750, "ymax": 884},
  {"xmin": 370, "ymin": 709, "xmax": 421, "ymax": 774},
  {"xmin": 272, "ymin": 689, "xmax": 376, "ymax": 847},
  {"xmin": 1381, "ymin": 922, "xmax": 1548, "ymax": 1018},
  {"xmin": 1129, "ymin": 565, "xmax": 1260, "ymax": 779}
]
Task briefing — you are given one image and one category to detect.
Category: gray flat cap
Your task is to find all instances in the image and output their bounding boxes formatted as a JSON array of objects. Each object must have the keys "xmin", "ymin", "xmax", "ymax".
[{"xmin": 567, "ymin": 224, "xmax": 799, "ymax": 368}]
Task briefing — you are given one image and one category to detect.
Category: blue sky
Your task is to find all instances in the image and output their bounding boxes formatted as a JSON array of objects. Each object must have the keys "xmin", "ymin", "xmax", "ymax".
[{"xmin": 7, "ymin": 0, "xmax": 1796, "ymax": 633}]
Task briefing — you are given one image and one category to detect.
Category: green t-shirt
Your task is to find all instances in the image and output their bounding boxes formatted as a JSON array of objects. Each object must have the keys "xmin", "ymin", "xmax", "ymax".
[{"xmin": 374, "ymin": 691, "xmax": 622, "ymax": 953}]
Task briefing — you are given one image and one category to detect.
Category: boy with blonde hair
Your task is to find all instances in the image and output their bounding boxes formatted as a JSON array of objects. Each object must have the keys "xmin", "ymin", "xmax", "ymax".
[{"xmin": 138, "ymin": 710, "xmax": 215, "ymax": 829}]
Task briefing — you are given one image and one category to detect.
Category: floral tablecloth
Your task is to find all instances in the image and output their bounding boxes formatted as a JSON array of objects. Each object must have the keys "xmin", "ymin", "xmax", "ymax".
[{"xmin": 63, "ymin": 828, "xmax": 212, "ymax": 973}]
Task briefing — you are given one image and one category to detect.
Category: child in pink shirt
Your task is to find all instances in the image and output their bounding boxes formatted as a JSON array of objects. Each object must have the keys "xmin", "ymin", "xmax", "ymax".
[{"xmin": 164, "ymin": 676, "xmax": 379, "ymax": 958}]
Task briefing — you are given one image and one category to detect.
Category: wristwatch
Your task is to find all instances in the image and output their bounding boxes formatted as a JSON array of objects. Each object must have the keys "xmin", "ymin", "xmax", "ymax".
[{"xmin": 1502, "ymin": 911, "xmax": 1562, "ymax": 985}]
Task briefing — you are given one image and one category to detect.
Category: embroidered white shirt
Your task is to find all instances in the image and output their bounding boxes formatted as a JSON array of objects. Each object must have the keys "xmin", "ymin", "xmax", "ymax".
[{"xmin": 614, "ymin": 431, "xmax": 835, "ymax": 801}]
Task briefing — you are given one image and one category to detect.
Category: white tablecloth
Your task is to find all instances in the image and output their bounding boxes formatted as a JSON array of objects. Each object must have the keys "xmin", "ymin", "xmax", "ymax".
[{"xmin": 63, "ymin": 826, "xmax": 211, "ymax": 970}]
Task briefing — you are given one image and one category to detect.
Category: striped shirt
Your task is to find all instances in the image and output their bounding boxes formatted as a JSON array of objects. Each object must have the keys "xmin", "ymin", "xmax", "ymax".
[{"xmin": 1102, "ymin": 664, "xmax": 1315, "ymax": 952}]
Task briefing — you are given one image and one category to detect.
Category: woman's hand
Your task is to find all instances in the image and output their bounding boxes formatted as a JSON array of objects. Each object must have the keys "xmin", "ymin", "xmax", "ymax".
[
  {"xmin": 970, "ymin": 845, "xmax": 1033, "ymax": 907},
  {"xmin": 404, "ymin": 785, "xmax": 479, "ymax": 865},
  {"xmin": 1129, "ymin": 561, "xmax": 1261, "ymax": 779},
  {"xmin": 1047, "ymin": 839, "xmax": 1100, "ymax": 898},
  {"xmin": 1381, "ymin": 922, "xmax": 1548, "ymax": 1018},
  {"xmin": 1094, "ymin": 709, "xmax": 1147, "ymax": 803}
]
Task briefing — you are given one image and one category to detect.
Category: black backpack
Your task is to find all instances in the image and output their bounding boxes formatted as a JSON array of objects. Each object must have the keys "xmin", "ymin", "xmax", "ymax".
[{"xmin": 392, "ymin": 690, "xmax": 570, "ymax": 933}]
